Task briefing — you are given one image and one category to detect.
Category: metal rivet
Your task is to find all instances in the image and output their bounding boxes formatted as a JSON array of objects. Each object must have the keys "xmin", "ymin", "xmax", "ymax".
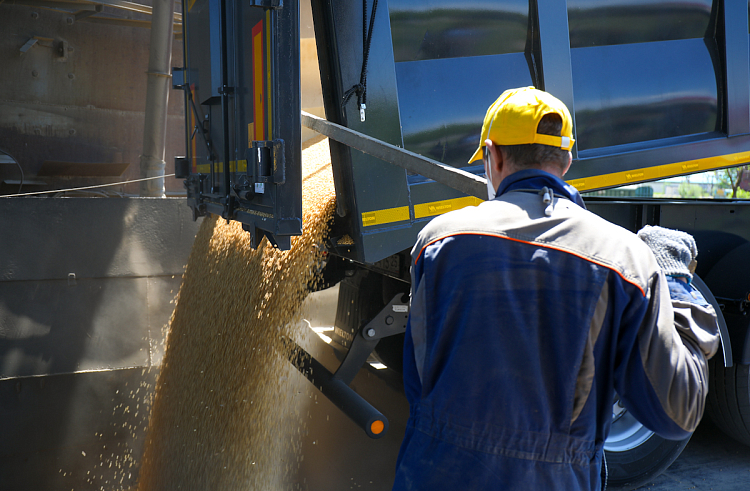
[
  {"xmin": 67, "ymin": 73, "xmax": 75, "ymax": 79},
  {"xmin": 385, "ymin": 315, "xmax": 394, "ymax": 325},
  {"xmin": 31, "ymin": 70, "xmax": 38, "ymax": 77},
  {"xmin": 366, "ymin": 328, "xmax": 376, "ymax": 338}
]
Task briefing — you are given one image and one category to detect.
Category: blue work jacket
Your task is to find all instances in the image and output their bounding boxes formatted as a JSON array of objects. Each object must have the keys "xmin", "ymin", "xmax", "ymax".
[{"xmin": 393, "ymin": 170, "xmax": 719, "ymax": 490}]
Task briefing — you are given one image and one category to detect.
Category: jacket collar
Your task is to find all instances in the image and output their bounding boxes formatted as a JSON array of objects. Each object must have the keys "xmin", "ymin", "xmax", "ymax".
[{"xmin": 495, "ymin": 169, "xmax": 586, "ymax": 209}]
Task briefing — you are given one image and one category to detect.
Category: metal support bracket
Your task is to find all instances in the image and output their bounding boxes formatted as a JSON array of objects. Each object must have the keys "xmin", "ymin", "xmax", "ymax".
[
  {"xmin": 284, "ymin": 293, "xmax": 408, "ymax": 439},
  {"xmin": 332, "ymin": 293, "xmax": 409, "ymax": 384},
  {"xmin": 287, "ymin": 339, "xmax": 388, "ymax": 439}
]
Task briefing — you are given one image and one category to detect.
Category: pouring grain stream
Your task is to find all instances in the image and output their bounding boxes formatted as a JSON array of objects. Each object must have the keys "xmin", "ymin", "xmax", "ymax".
[{"xmin": 137, "ymin": 139, "xmax": 337, "ymax": 490}]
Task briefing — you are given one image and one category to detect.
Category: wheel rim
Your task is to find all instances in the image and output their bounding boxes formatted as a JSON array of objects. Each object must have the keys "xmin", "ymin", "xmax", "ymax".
[{"xmin": 605, "ymin": 398, "xmax": 655, "ymax": 452}]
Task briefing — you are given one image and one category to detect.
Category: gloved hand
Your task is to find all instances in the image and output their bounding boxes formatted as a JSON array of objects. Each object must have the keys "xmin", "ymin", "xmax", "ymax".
[
  {"xmin": 637, "ymin": 225, "xmax": 697, "ymax": 282},
  {"xmin": 639, "ymin": 226, "xmax": 718, "ymax": 361}
]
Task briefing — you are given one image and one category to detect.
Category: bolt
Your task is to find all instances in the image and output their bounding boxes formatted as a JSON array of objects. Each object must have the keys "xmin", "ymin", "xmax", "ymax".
[
  {"xmin": 31, "ymin": 12, "xmax": 39, "ymax": 20},
  {"xmin": 31, "ymin": 70, "xmax": 39, "ymax": 78},
  {"xmin": 68, "ymin": 73, "xmax": 75, "ymax": 80},
  {"xmin": 385, "ymin": 315, "xmax": 394, "ymax": 325},
  {"xmin": 366, "ymin": 328, "xmax": 376, "ymax": 338},
  {"xmin": 67, "ymin": 17, "xmax": 74, "ymax": 25}
]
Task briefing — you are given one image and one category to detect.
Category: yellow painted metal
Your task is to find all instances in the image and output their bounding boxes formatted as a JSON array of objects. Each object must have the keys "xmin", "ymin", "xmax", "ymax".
[
  {"xmin": 567, "ymin": 151, "xmax": 750, "ymax": 192},
  {"xmin": 196, "ymin": 160, "xmax": 248, "ymax": 174},
  {"xmin": 414, "ymin": 196, "xmax": 483, "ymax": 219},
  {"xmin": 361, "ymin": 206, "xmax": 410, "ymax": 227},
  {"xmin": 361, "ymin": 196, "xmax": 483, "ymax": 227}
]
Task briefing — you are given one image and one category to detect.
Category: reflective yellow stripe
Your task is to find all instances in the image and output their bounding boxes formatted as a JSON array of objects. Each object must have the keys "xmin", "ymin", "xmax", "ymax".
[
  {"xmin": 361, "ymin": 197, "xmax": 483, "ymax": 227},
  {"xmin": 188, "ymin": 0, "xmax": 197, "ymax": 12},
  {"xmin": 196, "ymin": 160, "xmax": 248, "ymax": 174},
  {"xmin": 567, "ymin": 151, "xmax": 750, "ymax": 192},
  {"xmin": 414, "ymin": 196, "xmax": 483, "ymax": 219},
  {"xmin": 362, "ymin": 206, "xmax": 410, "ymax": 227}
]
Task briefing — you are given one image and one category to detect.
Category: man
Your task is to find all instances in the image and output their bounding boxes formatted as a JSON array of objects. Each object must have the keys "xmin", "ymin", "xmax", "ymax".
[{"xmin": 392, "ymin": 87, "xmax": 719, "ymax": 490}]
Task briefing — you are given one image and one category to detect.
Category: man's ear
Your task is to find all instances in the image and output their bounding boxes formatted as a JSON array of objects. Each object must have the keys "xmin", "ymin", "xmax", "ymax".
[
  {"xmin": 485, "ymin": 140, "xmax": 502, "ymax": 175},
  {"xmin": 561, "ymin": 152, "xmax": 573, "ymax": 177}
]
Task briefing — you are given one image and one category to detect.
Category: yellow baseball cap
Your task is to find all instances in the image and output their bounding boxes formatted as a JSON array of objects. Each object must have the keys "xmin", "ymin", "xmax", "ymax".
[{"xmin": 468, "ymin": 86, "xmax": 575, "ymax": 163}]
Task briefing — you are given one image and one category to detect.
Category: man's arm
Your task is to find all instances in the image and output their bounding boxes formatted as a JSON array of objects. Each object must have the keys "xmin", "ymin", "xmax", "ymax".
[{"xmin": 615, "ymin": 227, "xmax": 719, "ymax": 438}]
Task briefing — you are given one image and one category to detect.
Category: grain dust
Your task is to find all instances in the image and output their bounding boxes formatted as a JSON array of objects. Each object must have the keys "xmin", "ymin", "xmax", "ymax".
[{"xmin": 137, "ymin": 139, "xmax": 336, "ymax": 490}]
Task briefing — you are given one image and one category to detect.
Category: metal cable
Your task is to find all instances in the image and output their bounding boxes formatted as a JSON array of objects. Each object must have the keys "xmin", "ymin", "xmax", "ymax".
[
  {"xmin": 0, "ymin": 173, "xmax": 176, "ymax": 198},
  {"xmin": 341, "ymin": 0, "xmax": 379, "ymax": 120}
]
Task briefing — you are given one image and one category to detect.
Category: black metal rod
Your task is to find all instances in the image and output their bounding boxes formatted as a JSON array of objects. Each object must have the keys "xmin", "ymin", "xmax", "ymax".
[
  {"xmin": 301, "ymin": 111, "xmax": 487, "ymax": 199},
  {"xmin": 288, "ymin": 340, "xmax": 389, "ymax": 439}
]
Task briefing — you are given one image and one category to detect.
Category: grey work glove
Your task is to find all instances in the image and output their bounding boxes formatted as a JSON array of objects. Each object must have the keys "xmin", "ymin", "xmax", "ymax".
[
  {"xmin": 637, "ymin": 225, "xmax": 698, "ymax": 281},
  {"xmin": 639, "ymin": 226, "xmax": 719, "ymax": 361}
]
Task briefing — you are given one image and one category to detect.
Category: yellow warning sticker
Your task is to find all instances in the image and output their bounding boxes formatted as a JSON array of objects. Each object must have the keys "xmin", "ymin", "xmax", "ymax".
[
  {"xmin": 414, "ymin": 196, "xmax": 483, "ymax": 219},
  {"xmin": 361, "ymin": 206, "xmax": 410, "ymax": 227}
]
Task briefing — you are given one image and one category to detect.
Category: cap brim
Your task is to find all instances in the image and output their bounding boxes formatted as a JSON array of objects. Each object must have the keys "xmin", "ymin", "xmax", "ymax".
[{"xmin": 468, "ymin": 146, "xmax": 483, "ymax": 164}]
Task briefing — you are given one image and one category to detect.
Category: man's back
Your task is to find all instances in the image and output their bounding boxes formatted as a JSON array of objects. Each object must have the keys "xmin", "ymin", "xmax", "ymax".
[
  {"xmin": 394, "ymin": 87, "xmax": 718, "ymax": 490},
  {"xmin": 395, "ymin": 172, "xmax": 710, "ymax": 490}
]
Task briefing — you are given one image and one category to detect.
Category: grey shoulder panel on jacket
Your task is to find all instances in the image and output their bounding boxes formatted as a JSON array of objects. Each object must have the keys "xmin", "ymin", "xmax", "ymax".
[{"xmin": 412, "ymin": 192, "xmax": 658, "ymax": 295}]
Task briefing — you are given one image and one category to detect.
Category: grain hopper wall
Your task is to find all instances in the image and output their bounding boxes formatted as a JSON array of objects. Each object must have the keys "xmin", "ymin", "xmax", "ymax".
[{"xmin": 0, "ymin": 197, "xmax": 202, "ymax": 490}]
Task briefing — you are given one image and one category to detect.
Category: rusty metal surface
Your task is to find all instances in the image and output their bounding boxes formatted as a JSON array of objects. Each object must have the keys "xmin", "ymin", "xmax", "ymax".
[{"xmin": 0, "ymin": 4, "xmax": 186, "ymax": 195}]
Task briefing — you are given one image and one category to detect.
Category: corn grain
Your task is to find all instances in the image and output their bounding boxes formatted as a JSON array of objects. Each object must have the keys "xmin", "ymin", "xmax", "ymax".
[{"xmin": 137, "ymin": 139, "xmax": 336, "ymax": 490}]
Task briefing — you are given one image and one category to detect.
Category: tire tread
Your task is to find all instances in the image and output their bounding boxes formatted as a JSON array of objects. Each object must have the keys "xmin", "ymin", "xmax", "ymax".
[{"xmin": 706, "ymin": 359, "xmax": 750, "ymax": 446}]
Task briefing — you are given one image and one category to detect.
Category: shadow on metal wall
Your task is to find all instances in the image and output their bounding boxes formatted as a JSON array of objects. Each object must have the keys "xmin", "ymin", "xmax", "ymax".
[{"xmin": 0, "ymin": 197, "xmax": 200, "ymax": 490}]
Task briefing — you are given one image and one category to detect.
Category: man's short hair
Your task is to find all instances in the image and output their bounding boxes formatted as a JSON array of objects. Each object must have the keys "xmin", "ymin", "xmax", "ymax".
[{"xmin": 499, "ymin": 113, "xmax": 570, "ymax": 172}]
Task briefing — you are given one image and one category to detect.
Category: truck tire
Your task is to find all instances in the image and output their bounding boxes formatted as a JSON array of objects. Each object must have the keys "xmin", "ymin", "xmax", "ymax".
[
  {"xmin": 701, "ymin": 242, "xmax": 750, "ymax": 446},
  {"xmin": 706, "ymin": 359, "xmax": 750, "ymax": 446},
  {"xmin": 604, "ymin": 404, "xmax": 691, "ymax": 491}
]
